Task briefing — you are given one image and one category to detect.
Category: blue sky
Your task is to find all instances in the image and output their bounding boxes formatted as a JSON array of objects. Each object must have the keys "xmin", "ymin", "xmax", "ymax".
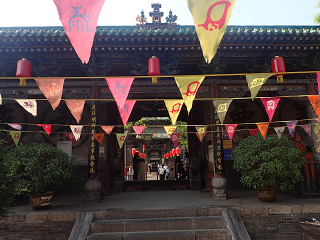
[{"xmin": 0, "ymin": 0, "xmax": 319, "ymax": 27}]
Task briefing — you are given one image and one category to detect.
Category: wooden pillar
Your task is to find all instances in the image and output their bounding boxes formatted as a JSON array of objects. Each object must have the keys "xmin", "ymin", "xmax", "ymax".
[{"xmin": 306, "ymin": 83, "xmax": 319, "ymax": 161}]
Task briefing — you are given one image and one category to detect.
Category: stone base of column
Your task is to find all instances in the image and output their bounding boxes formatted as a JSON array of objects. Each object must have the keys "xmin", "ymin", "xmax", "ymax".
[
  {"xmin": 212, "ymin": 174, "xmax": 228, "ymax": 200},
  {"xmin": 85, "ymin": 178, "xmax": 101, "ymax": 203}
]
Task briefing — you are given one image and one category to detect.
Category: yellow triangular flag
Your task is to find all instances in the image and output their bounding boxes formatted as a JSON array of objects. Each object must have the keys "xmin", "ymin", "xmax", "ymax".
[
  {"xmin": 10, "ymin": 131, "xmax": 21, "ymax": 146},
  {"xmin": 186, "ymin": 0, "xmax": 237, "ymax": 63},
  {"xmin": 175, "ymin": 76, "xmax": 205, "ymax": 113},
  {"xmin": 246, "ymin": 74, "xmax": 274, "ymax": 100},
  {"xmin": 195, "ymin": 126, "xmax": 207, "ymax": 142},
  {"xmin": 212, "ymin": 99, "xmax": 233, "ymax": 124},
  {"xmin": 164, "ymin": 126, "xmax": 177, "ymax": 135},
  {"xmin": 164, "ymin": 100, "xmax": 184, "ymax": 125},
  {"xmin": 116, "ymin": 133, "xmax": 127, "ymax": 149}
]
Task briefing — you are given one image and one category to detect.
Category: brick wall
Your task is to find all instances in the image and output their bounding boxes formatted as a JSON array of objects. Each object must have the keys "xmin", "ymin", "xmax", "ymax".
[
  {"xmin": 242, "ymin": 214, "xmax": 320, "ymax": 240},
  {"xmin": 0, "ymin": 221, "xmax": 74, "ymax": 240}
]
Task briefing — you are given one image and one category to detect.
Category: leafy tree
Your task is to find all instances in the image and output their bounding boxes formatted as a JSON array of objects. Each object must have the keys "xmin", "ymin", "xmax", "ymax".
[
  {"xmin": 0, "ymin": 132, "xmax": 22, "ymax": 219},
  {"xmin": 315, "ymin": 2, "xmax": 320, "ymax": 23}
]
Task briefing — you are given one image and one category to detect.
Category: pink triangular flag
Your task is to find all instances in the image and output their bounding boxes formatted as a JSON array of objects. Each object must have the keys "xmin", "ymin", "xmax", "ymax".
[
  {"xmin": 261, "ymin": 97, "xmax": 281, "ymax": 122},
  {"xmin": 106, "ymin": 78, "xmax": 134, "ymax": 109},
  {"xmin": 38, "ymin": 124, "xmax": 51, "ymax": 135},
  {"xmin": 170, "ymin": 133, "xmax": 180, "ymax": 148},
  {"xmin": 7, "ymin": 124, "xmax": 22, "ymax": 131},
  {"xmin": 286, "ymin": 120, "xmax": 298, "ymax": 137},
  {"xmin": 117, "ymin": 100, "xmax": 136, "ymax": 126},
  {"xmin": 53, "ymin": 0, "xmax": 105, "ymax": 63},
  {"xmin": 132, "ymin": 126, "xmax": 145, "ymax": 135},
  {"xmin": 35, "ymin": 79, "xmax": 64, "ymax": 110},
  {"xmin": 65, "ymin": 100, "xmax": 85, "ymax": 124},
  {"xmin": 225, "ymin": 124, "xmax": 237, "ymax": 141},
  {"xmin": 16, "ymin": 99, "xmax": 37, "ymax": 117},
  {"xmin": 249, "ymin": 129, "xmax": 259, "ymax": 136},
  {"xmin": 101, "ymin": 126, "xmax": 114, "ymax": 135},
  {"xmin": 301, "ymin": 124, "xmax": 312, "ymax": 138},
  {"xmin": 65, "ymin": 132, "xmax": 76, "ymax": 144}
]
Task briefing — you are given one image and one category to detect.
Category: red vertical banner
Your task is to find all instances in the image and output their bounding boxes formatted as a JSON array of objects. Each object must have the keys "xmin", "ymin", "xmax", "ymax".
[{"xmin": 53, "ymin": 0, "xmax": 105, "ymax": 63}]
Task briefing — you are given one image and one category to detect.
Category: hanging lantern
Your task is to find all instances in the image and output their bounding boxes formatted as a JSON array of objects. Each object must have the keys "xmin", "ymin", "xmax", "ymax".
[
  {"xmin": 172, "ymin": 149, "xmax": 176, "ymax": 156},
  {"xmin": 132, "ymin": 148, "xmax": 136, "ymax": 156},
  {"xmin": 143, "ymin": 144, "xmax": 145, "ymax": 153},
  {"xmin": 148, "ymin": 56, "xmax": 160, "ymax": 84},
  {"xmin": 16, "ymin": 58, "xmax": 32, "ymax": 86},
  {"xmin": 271, "ymin": 56, "xmax": 286, "ymax": 83},
  {"xmin": 170, "ymin": 151, "xmax": 173, "ymax": 158},
  {"xmin": 139, "ymin": 152, "xmax": 143, "ymax": 158},
  {"xmin": 164, "ymin": 144, "xmax": 166, "ymax": 149},
  {"xmin": 176, "ymin": 147, "xmax": 180, "ymax": 156}
]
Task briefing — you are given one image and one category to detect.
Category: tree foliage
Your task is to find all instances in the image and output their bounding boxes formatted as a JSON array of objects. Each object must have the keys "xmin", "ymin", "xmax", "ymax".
[
  {"xmin": 232, "ymin": 134, "xmax": 305, "ymax": 191},
  {"xmin": 314, "ymin": 1, "xmax": 320, "ymax": 24}
]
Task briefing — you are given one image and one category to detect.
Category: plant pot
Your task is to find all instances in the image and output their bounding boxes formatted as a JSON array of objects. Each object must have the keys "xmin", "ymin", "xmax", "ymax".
[
  {"xmin": 28, "ymin": 191, "xmax": 54, "ymax": 210},
  {"xmin": 256, "ymin": 188, "xmax": 277, "ymax": 203}
]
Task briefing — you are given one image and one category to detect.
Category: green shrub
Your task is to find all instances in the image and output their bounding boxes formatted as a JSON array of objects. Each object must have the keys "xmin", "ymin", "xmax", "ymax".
[{"xmin": 232, "ymin": 134, "xmax": 305, "ymax": 191}]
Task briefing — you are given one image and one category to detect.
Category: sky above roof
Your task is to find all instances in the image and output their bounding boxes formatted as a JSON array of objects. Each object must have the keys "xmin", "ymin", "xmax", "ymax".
[{"xmin": 0, "ymin": 0, "xmax": 319, "ymax": 27}]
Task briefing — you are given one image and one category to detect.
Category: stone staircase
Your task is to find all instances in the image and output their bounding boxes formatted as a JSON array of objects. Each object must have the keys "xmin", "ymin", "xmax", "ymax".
[{"xmin": 86, "ymin": 209, "xmax": 232, "ymax": 240}]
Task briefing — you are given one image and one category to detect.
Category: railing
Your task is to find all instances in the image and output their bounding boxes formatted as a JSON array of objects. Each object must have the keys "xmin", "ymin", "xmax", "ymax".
[{"xmin": 298, "ymin": 162, "xmax": 320, "ymax": 198}]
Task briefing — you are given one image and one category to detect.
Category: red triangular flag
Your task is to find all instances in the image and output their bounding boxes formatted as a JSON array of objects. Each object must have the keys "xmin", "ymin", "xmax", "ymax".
[
  {"xmin": 35, "ymin": 79, "xmax": 64, "ymax": 110},
  {"xmin": 257, "ymin": 122, "xmax": 269, "ymax": 139},
  {"xmin": 317, "ymin": 73, "xmax": 320, "ymax": 99},
  {"xmin": 170, "ymin": 133, "xmax": 180, "ymax": 148},
  {"xmin": 65, "ymin": 132, "xmax": 76, "ymax": 144},
  {"xmin": 38, "ymin": 124, "xmax": 51, "ymax": 135},
  {"xmin": 101, "ymin": 126, "xmax": 114, "ymax": 135},
  {"xmin": 225, "ymin": 124, "xmax": 237, "ymax": 141},
  {"xmin": 106, "ymin": 78, "xmax": 134, "ymax": 109},
  {"xmin": 117, "ymin": 100, "xmax": 136, "ymax": 126},
  {"xmin": 261, "ymin": 97, "xmax": 281, "ymax": 122},
  {"xmin": 93, "ymin": 133, "xmax": 104, "ymax": 143},
  {"xmin": 65, "ymin": 100, "xmax": 85, "ymax": 124},
  {"xmin": 132, "ymin": 126, "xmax": 145, "ymax": 135},
  {"xmin": 249, "ymin": 129, "xmax": 259, "ymax": 136},
  {"xmin": 53, "ymin": 0, "xmax": 105, "ymax": 63}
]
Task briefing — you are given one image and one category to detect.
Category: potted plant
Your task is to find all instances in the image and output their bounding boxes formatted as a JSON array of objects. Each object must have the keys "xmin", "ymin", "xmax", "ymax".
[
  {"xmin": 4, "ymin": 143, "xmax": 74, "ymax": 210},
  {"xmin": 232, "ymin": 134, "xmax": 305, "ymax": 202}
]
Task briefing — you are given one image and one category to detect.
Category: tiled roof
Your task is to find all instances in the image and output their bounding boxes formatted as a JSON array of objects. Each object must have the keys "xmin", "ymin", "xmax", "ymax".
[{"xmin": 0, "ymin": 25, "xmax": 319, "ymax": 38}]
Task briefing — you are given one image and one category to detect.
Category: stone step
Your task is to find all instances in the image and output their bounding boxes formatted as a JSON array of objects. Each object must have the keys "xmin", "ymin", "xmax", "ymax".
[
  {"xmin": 101, "ymin": 207, "xmax": 224, "ymax": 220},
  {"xmin": 87, "ymin": 229, "xmax": 232, "ymax": 240},
  {"xmin": 90, "ymin": 216, "xmax": 226, "ymax": 233}
]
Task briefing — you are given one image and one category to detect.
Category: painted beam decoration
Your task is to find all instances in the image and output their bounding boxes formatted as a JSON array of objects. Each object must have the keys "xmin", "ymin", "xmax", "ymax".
[
  {"xmin": 185, "ymin": 0, "xmax": 237, "ymax": 63},
  {"xmin": 53, "ymin": 0, "xmax": 105, "ymax": 63}
]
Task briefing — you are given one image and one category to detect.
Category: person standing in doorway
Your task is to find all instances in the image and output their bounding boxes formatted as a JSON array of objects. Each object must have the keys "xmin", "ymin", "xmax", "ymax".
[
  {"xmin": 183, "ymin": 152, "xmax": 189, "ymax": 179},
  {"xmin": 132, "ymin": 152, "xmax": 140, "ymax": 180}
]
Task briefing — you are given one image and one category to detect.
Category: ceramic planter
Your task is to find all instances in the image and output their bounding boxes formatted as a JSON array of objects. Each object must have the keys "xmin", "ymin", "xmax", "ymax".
[
  {"xmin": 28, "ymin": 191, "xmax": 54, "ymax": 210},
  {"xmin": 256, "ymin": 188, "xmax": 277, "ymax": 203}
]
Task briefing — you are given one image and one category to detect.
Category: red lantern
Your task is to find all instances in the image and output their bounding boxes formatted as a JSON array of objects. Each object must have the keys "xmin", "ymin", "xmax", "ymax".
[
  {"xmin": 164, "ymin": 144, "xmax": 166, "ymax": 148},
  {"xmin": 139, "ymin": 152, "xmax": 143, "ymax": 158},
  {"xmin": 176, "ymin": 147, "xmax": 180, "ymax": 156},
  {"xmin": 170, "ymin": 151, "xmax": 172, "ymax": 158},
  {"xmin": 172, "ymin": 149, "xmax": 176, "ymax": 156},
  {"xmin": 271, "ymin": 56, "xmax": 286, "ymax": 83},
  {"xmin": 148, "ymin": 56, "xmax": 160, "ymax": 84},
  {"xmin": 132, "ymin": 148, "xmax": 136, "ymax": 156},
  {"xmin": 16, "ymin": 58, "xmax": 31, "ymax": 86}
]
